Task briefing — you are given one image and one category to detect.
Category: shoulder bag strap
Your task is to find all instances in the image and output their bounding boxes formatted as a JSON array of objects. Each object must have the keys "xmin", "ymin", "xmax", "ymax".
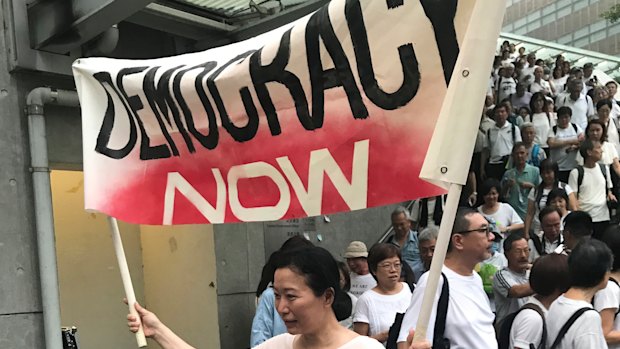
[{"xmin": 549, "ymin": 307, "xmax": 593, "ymax": 349}]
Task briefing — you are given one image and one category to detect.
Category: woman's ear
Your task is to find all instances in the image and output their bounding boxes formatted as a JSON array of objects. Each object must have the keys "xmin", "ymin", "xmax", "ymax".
[{"xmin": 324, "ymin": 287, "xmax": 335, "ymax": 306}]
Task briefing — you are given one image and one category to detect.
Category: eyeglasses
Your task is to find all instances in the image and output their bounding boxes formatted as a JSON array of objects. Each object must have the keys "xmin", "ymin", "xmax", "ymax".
[
  {"xmin": 456, "ymin": 226, "xmax": 493, "ymax": 235},
  {"xmin": 378, "ymin": 262, "xmax": 402, "ymax": 270}
]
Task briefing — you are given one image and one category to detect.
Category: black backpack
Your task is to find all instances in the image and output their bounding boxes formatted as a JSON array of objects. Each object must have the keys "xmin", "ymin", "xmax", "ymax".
[
  {"xmin": 498, "ymin": 303, "xmax": 546, "ymax": 349},
  {"xmin": 433, "ymin": 273, "xmax": 450, "ymax": 349},
  {"xmin": 575, "ymin": 163, "xmax": 607, "ymax": 194}
]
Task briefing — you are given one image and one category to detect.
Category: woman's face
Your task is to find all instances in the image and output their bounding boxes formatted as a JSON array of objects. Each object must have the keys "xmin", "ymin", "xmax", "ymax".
[
  {"xmin": 518, "ymin": 108, "xmax": 529, "ymax": 118},
  {"xmin": 546, "ymin": 101, "xmax": 555, "ymax": 113},
  {"xmin": 549, "ymin": 196, "xmax": 567, "ymax": 212},
  {"xmin": 598, "ymin": 105, "xmax": 611, "ymax": 122},
  {"xmin": 542, "ymin": 169, "xmax": 555, "ymax": 185},
  {"xmin": 483, "ymin": 187, "xmax": 499, "ymax": 205},
  {"xmin": 273, "ymin": 267, "xmax": 331, "ymax": 335},
  {"xmin": 533, "ymin": 97, "xmax": 545, "ymax": 112},
  {"xmin": 587, "ymin": 123, "xmax": 604, "ymax": 141},
  {"xmin": 373, "ymin": 256, "xmax": 401, "ymax": 289}
]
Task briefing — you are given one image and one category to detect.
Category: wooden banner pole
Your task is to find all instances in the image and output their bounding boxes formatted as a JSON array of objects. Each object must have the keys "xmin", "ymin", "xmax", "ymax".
[{"xmin": 107, "ymin": 216, "xmax": 148, "ymax": 347}]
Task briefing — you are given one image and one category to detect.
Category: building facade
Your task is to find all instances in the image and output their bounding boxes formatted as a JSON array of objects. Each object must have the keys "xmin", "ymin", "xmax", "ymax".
[{"xmin": 503, "ymin": 0, "xmax": 620, "ymax": 56}]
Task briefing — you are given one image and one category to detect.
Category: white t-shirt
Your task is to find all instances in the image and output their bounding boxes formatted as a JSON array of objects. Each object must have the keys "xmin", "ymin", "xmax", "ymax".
[
  {"xmin": 350, "ymin": 273, "xmax": 377, "ymax": 298},
  {"xmin": 546, "ymin": 295, "xmax": 607, "ymax": 349},
  {"xmin": 397, "ymin": 266, "xmax": 497, "ymax": 348},
  {"xmin": 353, "ymin": 283, "xmax": 411, "ymax": 340},
  {"xmin": 568, "ymin": 165, "xmax": 612, "ymax": 222},
  {"xmin": 339, "ymin": 293, "xmax": 358, "ymax": 330},
  {"xmin": 548, "ymin": 124, "xmax": 583, "ymax": 171},
  {"xmin": 497, "ymin": 76, "xmax": 517, "ymax": 103},
  {"xmin": 253, "ymin": 333, "xmax": 385, "ymax": 349},
  {"xmin": 510, "ymin": 297, "xmax": 548, "ymax": 349},
  {"xmin": 527, "ymin": 183, "xmax": 574, "ymax": 235},
  {"xmin": 484, "ymin": 122, "xmax": 522, "ymax": 163},
  {"xmin": 527, "ymin": 112, "xmax": 555, "ymax": 148},
  {"xmin": 576, "ymin": 141, "xmax": 619, "ymax": 167},
  {"xmin": 594, "ymin": 279, "xmax": 620, "ymax": 349},
  {"xmin": 556, "ymin": 94, "xmax": 595, "ymax": 131},
  {"xmin": 478, "ymin": 203, "xmax": 523, "ymax": 249},
  {"xmin": 530, "ymin": 79, "xmax": 553, "ymax": 96}
]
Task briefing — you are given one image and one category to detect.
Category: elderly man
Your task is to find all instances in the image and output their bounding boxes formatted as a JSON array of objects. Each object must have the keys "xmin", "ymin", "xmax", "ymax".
[
  {"xmin": 397, "ymin": 208, "xmax": 497, "ymax": 349},
  {"xmin": 343, "ymin": 241, "xmax": 377, "ymax": 297},
  {"xmin": 528, "ymin": 206, "xmax": 563, "ymax": 262},
  {"xmin": 556, "ymin": 78, "xmax": 595, "ymax": 131},
  {"xmin": 387, "ymin": 206, "xmax": 424, "ymax": 279},
  {"xmin": 418, "ymin": 227, "xmax": 438, "ymax": 273},
  {"xmin": 493, "ymin": 233, "xmax": 534, "ymax": 328}
]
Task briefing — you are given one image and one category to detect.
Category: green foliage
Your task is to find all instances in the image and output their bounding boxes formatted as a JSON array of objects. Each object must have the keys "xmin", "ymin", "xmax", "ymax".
[{"xmin": 602, "ymin": 4, "xmax": 620, "ymax": 23}]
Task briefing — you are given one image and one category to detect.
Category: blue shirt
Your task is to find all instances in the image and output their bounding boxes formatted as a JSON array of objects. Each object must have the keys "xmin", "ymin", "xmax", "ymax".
[
  {"xmin": 250, "ymin": 287, "xmax": 287, "ymax": 347},
  {"xmin": 390, "ymin": 230, "xmax": 423, "ymax": 280}
]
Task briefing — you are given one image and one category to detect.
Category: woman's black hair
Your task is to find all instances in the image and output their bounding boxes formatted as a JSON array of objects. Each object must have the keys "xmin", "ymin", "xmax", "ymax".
[
  {"xmin": 534, "ymin": 159, "xmax": 560, "ymax": 208},
  {"xmin": 545, "ymin": 188, "xmax": 569, "ymax": 208},
  {"xmin": 274, "ymin": 246, "xmax": 352, "ymax": 321},
  {"xmin": 530, "ymin": 253, "xmax": 570, "ymax": 296},
  {"xmin": 568, "ymin": 239, "xmax": 613, "ymax": 289},
  {"xmin": 596, "ymin": 99, "xmax": 613, "ymax": 111},
  {"xmin": 336, "ymin": 261, "xmax": 351, "ymax": 292},
  {"xmin": 479, "ymin": 178, "xmax": 503, "ymax": 204},
  {"xmin": 367, "ymin": 243, "xmax": 402, "ymax": 280},
  {"xmin": 602, "ymin": 225, "xmax": 620, "ymax": 272},
  {"xmin": 255, "ymin": 235, "xmax": 314, "ymax": 297},
  {"xmin": 585, "ymin": 119, "xmax": 608, "ymax": 143}
]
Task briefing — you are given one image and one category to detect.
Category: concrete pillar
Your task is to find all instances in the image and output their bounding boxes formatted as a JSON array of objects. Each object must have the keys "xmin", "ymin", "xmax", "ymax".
[{"xmin": 0, "ymin": 10, "xmax": 45, "ymax": 348}]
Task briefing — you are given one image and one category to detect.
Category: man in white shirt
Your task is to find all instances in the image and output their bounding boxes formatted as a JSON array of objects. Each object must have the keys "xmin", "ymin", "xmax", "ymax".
[
  {"xmin": 528, "ymin": 206, "xmax": 563, "ymax": 262},
  {"xmin": 344, "ymin": 241, "xmax": 377, "ymax": 297},
  {"xmin": 493, "ymin": 234, "xmax": 534, "ymax": 328},
  {"xmin": 568, "ymin": 139, "xmax": 617, "ymax": 240},
  {"xmin": 547, "ymin": 106, "xmax": 584, "ymax": 183},
  {"xmin": 556, "ymin": 78, "xmax": 595, "ymax": 131},
  {"xmin": 496, "ymin": 64, "xmax": 517, "ymax": 103},
  {"xmin": 605, "ymin": 80, "xmax": 620, "ymax": 126},
  {"xmin": 482, "ymin": 104, "xmax": 522, "ymax": 181},
  {"xmin": 397, "ymin": 208, "xmax": 498, "ymax": 349}
]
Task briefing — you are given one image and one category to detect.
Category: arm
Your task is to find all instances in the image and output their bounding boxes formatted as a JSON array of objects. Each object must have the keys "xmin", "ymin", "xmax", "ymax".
[
  {"xmin": 480, "ymin": 148, "xmax": 489, "ymax": 179},
  {"xmin": 250, "ymin": 289, "xmax": 278, "ymax": 347},
  {"xmin": 568, "ymin": 192, "xmax": 579, "ymax": 211},
  {"xmin": 568, "ymin": 170, "xmax": 580, "ymax": 209},
  {"xmin": 127, "ymin": 303, "xmax": 195, "ymax": 349},
  {"xmin": 523, "ymin": 199, "xmax": 535, "ymax": 240},
  {"xmin": 353, "ymin": 322, "xmax": 388, "ymax": 342},
  {"xmin": 467, "ymin": 171, "xmax": 478, "ymax": 206},
  {"xmin": 600, "ymin": 309, "xmax": 620, "ymax": 344},
  {"xmin": 507, "ymin": 283, "xmax": 534, "ymax": 298}
]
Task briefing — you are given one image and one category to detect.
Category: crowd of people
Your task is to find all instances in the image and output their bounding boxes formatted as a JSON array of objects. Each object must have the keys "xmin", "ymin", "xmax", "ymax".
[{"xmin": 123, "ymin": 41, "xmax": 620, "ymax": 349}]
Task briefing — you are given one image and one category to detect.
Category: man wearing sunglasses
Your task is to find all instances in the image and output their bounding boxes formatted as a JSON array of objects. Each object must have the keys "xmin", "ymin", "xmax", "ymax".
[{"xmin": 397, "ymin": 207, "xmax": 498, "ymax": 349}]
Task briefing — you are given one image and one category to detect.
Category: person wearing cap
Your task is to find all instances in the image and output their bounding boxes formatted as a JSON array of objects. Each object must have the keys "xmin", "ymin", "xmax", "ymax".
[
  {"xmin": 493, "ymin": 233, "xmax": 534, "ymax": 329},
  {"xmin": 344, "ymin": 241, "xmax": 377, "ymax": 298}
]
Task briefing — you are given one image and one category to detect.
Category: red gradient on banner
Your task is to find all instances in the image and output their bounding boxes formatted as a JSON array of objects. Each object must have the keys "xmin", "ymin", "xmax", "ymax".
[{"xmin": 96, "ymin": 102, "xmax": 446, "ymax": 225}]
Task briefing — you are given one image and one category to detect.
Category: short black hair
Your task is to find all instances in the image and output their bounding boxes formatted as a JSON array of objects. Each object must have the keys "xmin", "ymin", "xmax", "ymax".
[
  {"xmin": 602, "ymin": 225, "xmax": 620, "ymax": 272},
  {"xmin": 546, "ymin": 188, "xmax": 569, "ymax": 206},
  {"xmin": 596, "ymin": 99, "xmax": 613, "ymax": 111},
  {"xmin": 448, "ymin": 207, "xmax": 480, "ymax": 252},
  {"xmin": 530, "ymin": 254, "xmax": 570, "ymax": 296},
  {"xmin": 538, "ymin": 205, "xmax": 562, "ymax": 224},
  {"xmin": 563, "ymin": 211, "xmax": 593, "ymax": 239},
  {"xmin": 557, "ymin": 106, "xmax": 572, "ymax": 117},
  {"xmin": 367, "ymin": 243, "xmax": 401, "ymax": 276},
  {"xmin": 568, "ymin": 239, "xmax": 613, "ymax": 288},
  {"xmin": 579, "ymin": 138, "xmax": 600, "ymax": 159},
  {"xmin": 503, "ymin": 232, "xmax": 526, "ymax": 254}
]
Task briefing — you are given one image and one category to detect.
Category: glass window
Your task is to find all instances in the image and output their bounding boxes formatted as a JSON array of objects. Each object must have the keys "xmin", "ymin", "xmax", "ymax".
[
  {"xmin": 573, "ymin": 0, "xmax": 588, "ymax": 11},
  {"xmin": 574, "ymin": 26, "xmax": 589, "ymax": 40},
  {"xmin": 574, "ymin": 37, "xmax": 589, "ymax": 48},
  {"xmin": 557, "ymin": 7, "xmax": 571, "ymax": 18}
]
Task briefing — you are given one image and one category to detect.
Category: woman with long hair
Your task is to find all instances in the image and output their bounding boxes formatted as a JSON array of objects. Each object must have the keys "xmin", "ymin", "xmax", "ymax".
[
  {"xmin": 524, "ymin": 159, "xmax": 577, "ymax": 238},
  {"xmin": 526, "ymin": 92, "xmax": 555, "ymax": 155}
]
